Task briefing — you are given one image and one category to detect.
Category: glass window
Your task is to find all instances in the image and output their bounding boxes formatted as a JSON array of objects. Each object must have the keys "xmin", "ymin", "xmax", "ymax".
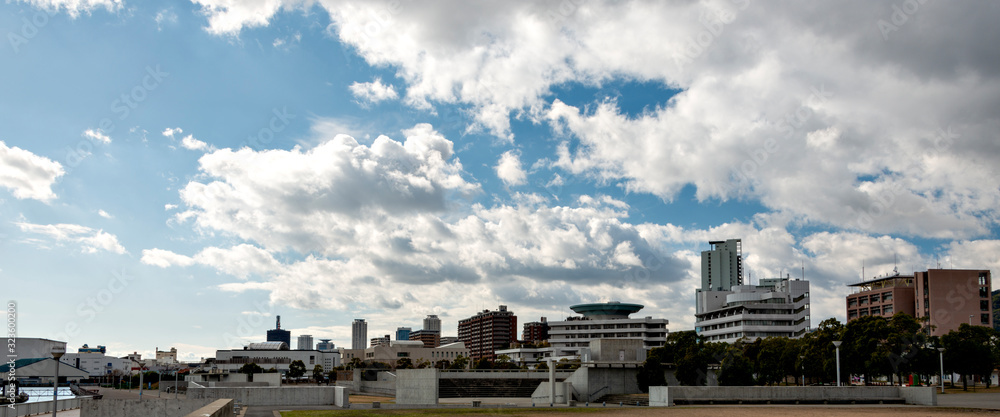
[
  {"xmin": 870, "ymin": 306, "xmax": 880, "ymax": 315},
  {"xmin": 859, "ymin": 297, "xmax": 869, "ymax": 305},
  {"xmin": 870, "ymin": 294, "xmax": 880, "ymax": 303},
  {"xmin": 883, "ymin": 305, "xmax": 893, "ymax": 315},
  {"xmin": 982, "ymin": 314, "xmax": 990, "ymax": 325},
  {"xmin": 883, "ymin": 292, "xmax": 893, "ymax": 302},
  {"xmin": 848, "ymin": 298, "xmax": 858, "ymax": 307}
]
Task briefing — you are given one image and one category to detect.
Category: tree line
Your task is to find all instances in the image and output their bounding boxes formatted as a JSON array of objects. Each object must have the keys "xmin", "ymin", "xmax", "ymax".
[{"xmin": 638, "ymin": 313, "xmax": 999, "ymax": 391}]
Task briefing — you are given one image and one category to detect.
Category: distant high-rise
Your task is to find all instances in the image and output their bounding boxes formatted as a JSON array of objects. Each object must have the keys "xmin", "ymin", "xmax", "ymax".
[
  {"xmin": 701, "ymin": 239, "xmax": 743, "ymax": 291},
  {"xmin": 370, "ymin": 334, "xmax": 391, "ymax": 347},
  {"xmin": 351, "ymin": 319, "xmax": 368, "ymax": 350},
  {"xmin": 267, "ymin": 316, "xmax": 291, "ymax": 347},
  {"xmin": 396, "ymin": 327, "xmax": 412, "ymax": 341},
  {"xmin": 458, "ymin": 305, "xmax": 516, "ymax": 361},
  {"xmin": 423, "ymin": 315, "xmax": 441, "ymax": 333},
  {"xmin": 522, "ymin": 318, "xmax": 549, "ymax": 343},
  {"xmin": 316, "ymin": 339, "xmax": 336, "ymax": 352},
  {"xmin": 297, "ymin": 334, "xmax": 314, "ymax": 350}
]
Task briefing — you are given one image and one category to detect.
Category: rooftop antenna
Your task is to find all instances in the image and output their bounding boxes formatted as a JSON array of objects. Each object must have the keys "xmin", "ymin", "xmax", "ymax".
[
  {"xmin": 276, "ymin": 315, "xmax": 281, "ymax": 330},
  {"xmin": 862, "ymin": 259, "xmax": 865, "ymax": 282},
  {"xmin": 801, "ymin": 260, "xmax": 804, "ymax": 281}
]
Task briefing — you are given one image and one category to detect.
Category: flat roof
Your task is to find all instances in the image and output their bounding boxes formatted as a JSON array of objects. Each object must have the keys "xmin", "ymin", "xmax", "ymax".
[
  {"xmin": 570, "ymin": 301, "xmax": 644, "ymax": 318},
  {"xmin": 846, "ymin": 274, "xmax": 915, "ymax": 287}
]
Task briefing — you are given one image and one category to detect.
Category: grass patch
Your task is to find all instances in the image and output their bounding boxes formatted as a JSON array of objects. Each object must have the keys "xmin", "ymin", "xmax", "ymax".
[{"xmin": 281, "ymin": 408, "xmax": 613, "ymax": 417}]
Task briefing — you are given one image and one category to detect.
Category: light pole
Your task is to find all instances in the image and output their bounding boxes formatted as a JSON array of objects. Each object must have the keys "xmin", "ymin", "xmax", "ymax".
[
  {"xmin": 799, "ymin": 355, "xmax": 805, "ymax": 387},
  {"xmin": 832, "ymin": 341, "xmax": 842, "ymax": 387},
  {"xmin": 937, "ymin": 347, "xmax": 945, "ymax": 393},
  {"xmin": 51, "ymin": 345, "xmax": 65, "ymax": 417},
  {"xmin": 969, "ymin": 315, "xmax": 973, "ymax": 325}
]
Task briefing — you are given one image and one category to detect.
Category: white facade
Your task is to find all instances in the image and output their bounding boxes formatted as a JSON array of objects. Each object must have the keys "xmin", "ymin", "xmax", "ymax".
[
  {"xmin": 695, "ymin": 277, "xmax": 811, "ymax": 343},
  {"xmin": 316, "ymin": 339, "xmax": 336, "ymax": 352},
  {"xmin": 423, "ymin": 315, "xmax": 441, "ymax": 332},
  {"xmin": 351, "ymin": 319, "xmax": 367, "ymax": 350},
  {"xmin": 494, "ymin": 346, "xmax": 583, "ymax": 368},
  {"xmin": 60, "ymin": 352, "xmax": 131, "ymax": 377},
  {"xmin": 214, "ymin": 348, "xmax": 341, "ymax": 373},
  {"xmin": 9, "ymin": 338, "xmax": 65, "ymax": 359},
  {"xmin": 156, "ymin": 347, "xmax": 178, "ymax": 364},
  {"xmin": 547, "ymin": 317, "xmax": 669, "ymax": 352},
  {"xmin": 339, "ymin": 340, "xmax": 469, "ymax": 366},
  {"xmin": 701, "ymin": 239, "xmax": 743, "ymax": 291}
]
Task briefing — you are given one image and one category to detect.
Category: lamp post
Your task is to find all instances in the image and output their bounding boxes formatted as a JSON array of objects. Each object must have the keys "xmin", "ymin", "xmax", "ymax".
[
  {"xmin": 51, "ymin": 345, "xmax": 65, "ymax": 417},
  {"xmin": 969, "ymin": 315, "xmax": 973, "ymax": 325},
  {"xmin": 799, "ymin": 355, "xmax": 805, "ymax": 387},
  {"xmin": 937, "ymin": 347, "xmax": 946, "ymax": 393},
  {"xmin": 832, "ymin": 341, "xmax": 842, "ymax": 387},
  {"xmin": 174, "ymin": 364, "xmax": 180, "ymax": 400}
]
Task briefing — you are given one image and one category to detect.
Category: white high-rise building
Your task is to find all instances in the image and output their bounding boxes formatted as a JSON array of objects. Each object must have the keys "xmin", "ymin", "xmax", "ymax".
[
  {"xmin": 701, "ymin": 239, "xmax": 743, "ymax": 291},
  {"xmin": 423, "ymin": 315, "xmax": 441, "ymax": 333},
  {"xmin": 696, "ymin": 277, "xmax": 811, "ymax": 343},
  {"xmin": 297, "ymin": 334, "xmax": 314, "ymax": 350},
  {"xmin": 351, "ymin": 319, "xmax": 367, "ymax": 350}
]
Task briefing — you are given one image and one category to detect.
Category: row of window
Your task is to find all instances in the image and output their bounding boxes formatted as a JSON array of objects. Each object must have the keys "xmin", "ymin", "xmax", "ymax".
[
  {"xmin": 847, "ymin": 291, "xmax": 895, "ymax": 307},
  {"xmin": 848, "ymin": 304, "xmax": 895, "ymax": 319}
]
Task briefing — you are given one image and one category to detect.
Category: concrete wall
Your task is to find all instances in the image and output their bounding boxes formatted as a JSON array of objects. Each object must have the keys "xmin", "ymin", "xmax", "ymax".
[
  {"xmin": 209, "ymin": 382, "xmax": 270, "ymax": 387},
  {"xmin": 79, "ymin": 398, "xmax": 214, "ymax": 417},
  {"xmin": 188, "ymin": 386, "xmax": 335, "ymax": 406},
  {"xmin": 396, "ymin": 368, "xmax": 439, "ymax": 405},
  {"xmin": 2, "ymin": 398, "xmax": 80, "ymax": 417},
  {"xmin": 183, "ymin": 399, "xmax": 234, "ymax": 417},
  {"xmin": 589, "ymin": 339, "xmax": 646, "ymax": 362},
  {"xmin": 649, "ymin": 386, "xmax": 936, "ymax": 406},
  {"xmin": 543, "ymin": 366, "xmax": 643, "ymax": 402}
]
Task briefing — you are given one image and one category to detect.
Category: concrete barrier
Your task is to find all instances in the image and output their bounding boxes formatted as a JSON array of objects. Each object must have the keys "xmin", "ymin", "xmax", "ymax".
[
  {"xmin": 183, "ymin": 399, "xmax": 234, "ymax": 417},
  {"xmin": 334, "ymin": 386, "xmax": 350, "ymax": 408},
  {"xmin": 188, "ymin": 386, "xmax": 335, "ymax": 406},
  {"xmin": 649, "ymin": 386, "xmax": 937, "ymax": 406},
  {"xmin": 396, "ymin": 369, "xmax": 439, "ymax": 405},
  {"xmin": 79, "ymin": 398, "xmax": 216, "ymax": 417},
  {"xmin": 1, "ymin": 398, "xmax": 81, "ymax": 417}
]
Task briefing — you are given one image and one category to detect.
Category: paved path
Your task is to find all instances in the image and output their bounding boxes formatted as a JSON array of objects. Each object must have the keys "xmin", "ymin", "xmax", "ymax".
[{"xmin": 936, "ymin": 392, "xmax": 1000, "ymax": 410}]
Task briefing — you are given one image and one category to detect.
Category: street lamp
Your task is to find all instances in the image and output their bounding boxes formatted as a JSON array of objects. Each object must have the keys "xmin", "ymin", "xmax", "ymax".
[
  {"xmin": 937, "ymin": 347, "xmax": 946, "ymax": 393},
  {"xmin": 51, "ymin": 345, "xmax": 65, "ymax": 417},
  {"xmin": 799, "ymin": 355, "xmax": 805, "ymax": 387},
  {"xmin": 969, "ymin": 315, "xmax": 973, "ymax": 325},
  {"xmin": 832, "ymin": 341, "xmax": 842, "ymax": 387}
]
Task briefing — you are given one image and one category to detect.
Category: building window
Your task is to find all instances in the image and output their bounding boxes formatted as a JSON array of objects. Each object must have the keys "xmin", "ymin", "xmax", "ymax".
[
  {"xmin": 982, "ymin": 314, "xmax": 990, "ymax": 325},
  {"xmin": 883, "ymin": 305, "xmax": 893, "ymax": 315},
  {"xmin": 859, "ymin": 298, "xmax": 869, "ymax": 305},
  {"xmin": 982, "ymin": 300, "xmax": 990, "ymax": 312},
  {"xmin": 848, "ymin": 298, "xmax": 858, "ymax": 307},
  {"xmin": 883, "ymin": 292, "xmax": 893, "ymax": 302},
  {"xmin": 980, "ymin": 273, "xmax": 987, "ymax": 286},
  {"xmin": 870, "ymin": 294, "xmax": 880, "ymax": 303},
  {"xmin": 870, "ymin": 306, "xmax": 880, "ymax": 315}
]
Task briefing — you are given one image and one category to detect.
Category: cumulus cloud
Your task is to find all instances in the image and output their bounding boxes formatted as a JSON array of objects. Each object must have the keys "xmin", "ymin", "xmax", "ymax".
[
  {"xmin": 180, "ymin": 135, "xmax": 211, "ymax": 151},
  {"xmin": 494, "ymin": 150, "xmax": 526, "ymax": 187},
  {"xmin": 348, "ymin": 78, "xmax": 399, "ymax": 106},
  {"xmin": 162, "ymin": 127, "xmax": 183, "ymax": 138},
  {"xmin": 97, "ymin": 209, "xmax": 113, "ymax": 219},
  {"xmin": 82, "ymin": 129, "xmax": 111, "ymax": 144},
  {"xmin": 17, "ymin": 222, "xmax": 127, "ymax": 254},
  {"xmin": 0, "ymin": 141, "xmax": 64, "ymax": 202}
]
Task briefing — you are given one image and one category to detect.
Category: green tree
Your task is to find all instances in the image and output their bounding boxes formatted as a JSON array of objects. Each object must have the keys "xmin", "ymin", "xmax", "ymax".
[
  {"xmin": 327, "ymin": 370, "xmax": 338, "ymax": 384},
  {"xmin": 396, "ymin": 358, "xmax": 414, "ymax": 369},
  {"xmin": 637, "ymin": 347, "xmax": 668, "ymax": 392},
  {"xmin": 844, "ymin": 315, "xmax": 891, "ymax": 384},
  {"xmin": 312, "ymin": 365, "xmax": 325, "ymax": 383},
  {"xmin": 718, "ymin": 343, "xmax": 754, "ymax": 386},
  {"xmin": 884, "ymin": 313, "xmax": 928, "ymax": 385},
  {"xmin": 434, "ymin": 359, "xmax": 450, "ymax": 369},
  {"xmin": 449, "ymin": 355, "xmax": 469, "ymax": 370},
  {"xmin": 288, "ymin": 360, "xmax": 307, "ymax": 379},
  {"xmin": 535, "ymin": 360, "xmax": 548, "ymax": 371},
  {"xmin": 755, "ymin": 338, "xmax": 789, "ymax": 386},
  {"xmin": 800, "ymin": 318, "xmax": 845, "ymax": 383},
  {"xmin": 238, "ymin": 363, "xmax": 264, "ymax": 375},
  {"xmin": 942, "ymin": 324, "xmax": 996, "ymax": 391},
  {"xmin": 474, "ymin": 358, "xmax": 494, "ymax": 369}
]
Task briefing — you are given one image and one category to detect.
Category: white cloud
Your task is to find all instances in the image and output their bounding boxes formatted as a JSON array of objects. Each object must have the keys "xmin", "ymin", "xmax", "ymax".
[
  {"xmin": 164, "ymin": 204, "xmax": 178, "ymax": 211},
  {"xmin": 189, "ymin": 0, "xmax": 299, "ymax": 36},
  {"xmin": 155, "ymin": 9, "xmax": 178, "ymax": 30},
  {"xmin": 82, "ymin": 129, "xmax": 111, "ymax": 145},
  {"xmin": 17, "ymin": 0, "xmax": 122, "ymax": 18},
  {"xmin": 17, "ymin": 222, "xmax": 127, "ymax": 254},
  {"xmin": 162, "ymin": 127, "xmax": 183, "ymax": 138},
  {"xmin": 348, "ymin": 78, "xmax": 399, "ymax": 106},
  {"xmin": 97, "ymin": 209, "xmax": 113, "ymax": 219},
  {"xmin": 140, "ymin": 248, "xmax": 194, "ymax": 268},
  {"xmin": 0, "ymin": 141, "xmax": 64, "ymax": 202},
  {"xmin": 180, "ymin": 135, "xmax": 211, "ymax": 151},
  {"xmin": 494, "ymin": 150, "xmax": 526, "ymax": 187}
]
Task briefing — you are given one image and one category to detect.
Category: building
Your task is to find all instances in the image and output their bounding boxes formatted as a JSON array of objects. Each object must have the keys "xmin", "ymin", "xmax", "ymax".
[
  {"xmin": 547, "ymin": 302, "xmax": 668, "ymax": 355},
  {"xmin": 409, "ymin": 330, "xmax": 441, "ymax": 348},
  {"xmin": 914, "ymin": 269, "xmax": 993, "ymax": 336},
  {"xmin": 1, "ymin": 358, "xmax": 90, "ymax": 384},
  {"xmin": 78, "ymin": 344, "xmax": 106, "ymax": 354},
  {"xmin": 993, "ymin": 289, "xmax": 1000, "ymax": 332},
  {"xmin": 8, "ymin": 338, "xmax": 65, "ymax": 359},
  {"xmin": 846, "ymin": 273, "xmax": 916, "ymax": 321},
  {"xmin": 59, "ymin": 343, "xmax": 132, "ymax": 378},
  {"xmin": 696, "ymin": 277, "xmax": 811, "ymax": 342},
  {"xmin": 423, "ymin": 315, "xmax": 442, "ymax": 333},
  {"xmin": 440, "ymin": 336, "xmax": 459, "ymax": 345},
  {"xmin": 370, "ymin": 334, "xmax": 391, "ymax": 347},
  {"xmin": 352, "ymin": 319, "xmax": 368, "ymax": 350},
  {"xmin": 396, "ymin": 327, "xmax": 412, "ymax": 342},
  {"xmin": 266, "ymin": 316, "xmax": 291, "ymax": 347},
  {"xmin": 701, "ymin": 239, "xmax": 743, "ymax": 291},
  {"xmin": 458, "ymin": 305, "xmax": 517, "ymax": 361},
  {"xmin": 297, "ymin": 335, "xmax": 314, "ymax": 350},
  {"xmin": 156, "ymin": 347, "xmax": 178, "ymax": 364},
  {"xmin": 522, "ymin": 318, "xmax": 550, "ymax": 343},
  {"xmin": 316, "ymin": 339, "xmax": 336, "ymax": 352},
  {"xmin": 845, "ymin": 269, "xmax": 995, "ymax": 337},
  {"xmin": 340, "ymin": 340, "xmax": 469, "ymax": 367},
  {"xmin": 214, "ymin": 342, "xmax": 341, "ymax": 374}
]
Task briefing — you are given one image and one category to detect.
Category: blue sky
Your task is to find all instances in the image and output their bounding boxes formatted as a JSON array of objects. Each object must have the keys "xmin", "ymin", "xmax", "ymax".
[{"xmin": 3, "ymin": 0, "xmax": 999, "ymax": 361}]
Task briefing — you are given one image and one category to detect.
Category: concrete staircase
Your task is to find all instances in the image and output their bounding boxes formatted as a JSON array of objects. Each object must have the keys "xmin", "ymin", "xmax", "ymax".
[
  {"xmin": 438, "ymin": 378, "xmax": 542, "ymax": 398},
  {"xmin": 596, "ymin": 393, "xmax": 649, "ymax": 406}
]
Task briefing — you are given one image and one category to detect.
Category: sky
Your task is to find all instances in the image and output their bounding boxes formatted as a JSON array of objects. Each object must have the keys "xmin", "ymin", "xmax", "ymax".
[{"xmin": 2, "ymin": 0, "xmax": 999, "ymax": 362}]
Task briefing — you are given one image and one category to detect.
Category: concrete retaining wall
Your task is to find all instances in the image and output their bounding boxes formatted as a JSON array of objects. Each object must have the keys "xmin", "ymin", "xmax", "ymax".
[
  {"xmin": 396, "ymin": 369, "xmax": 438, "ymax": 405},
  {"xmin": 334, "ymin": 386, "xmax": 350, "ymax": 408},
  {"xmin": 649, "ymin": 386, "xmax": 937, "ymax": 406},
  {"xmin": 1, "ymin": 398, "xmax": 81, "ymax": 417},
  {"xmin": 188, "ymin": 386, "xmax": 335, "ymax": 406},
  {"xmin": 79, "ymin": 398, "xmax": 214, "ymax": 417},
  {"xmin": 183, "ymin": 399, "xmax": 234, "ymax": 417}
]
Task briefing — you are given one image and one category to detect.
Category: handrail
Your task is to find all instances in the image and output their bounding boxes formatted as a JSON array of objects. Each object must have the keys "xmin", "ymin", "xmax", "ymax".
[{"xmin": 589, "ymin": 385, "xmax": 609, "ymax": 399}]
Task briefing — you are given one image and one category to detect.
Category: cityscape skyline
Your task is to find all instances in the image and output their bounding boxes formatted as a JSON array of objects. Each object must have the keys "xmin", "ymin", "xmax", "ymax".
[{"xmin": 3, "ymin": 1, "xmax": 1000, "ymax": 363}]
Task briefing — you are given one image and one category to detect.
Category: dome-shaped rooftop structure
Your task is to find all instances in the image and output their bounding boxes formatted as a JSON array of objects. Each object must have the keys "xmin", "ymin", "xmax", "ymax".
[
  {"xmin": 569, "ymin": 301, "xmax": 644, "ymax": 320},
  {"xmin": 246, "ymin": 341, "xmax": 289, "ymax": 350}
]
